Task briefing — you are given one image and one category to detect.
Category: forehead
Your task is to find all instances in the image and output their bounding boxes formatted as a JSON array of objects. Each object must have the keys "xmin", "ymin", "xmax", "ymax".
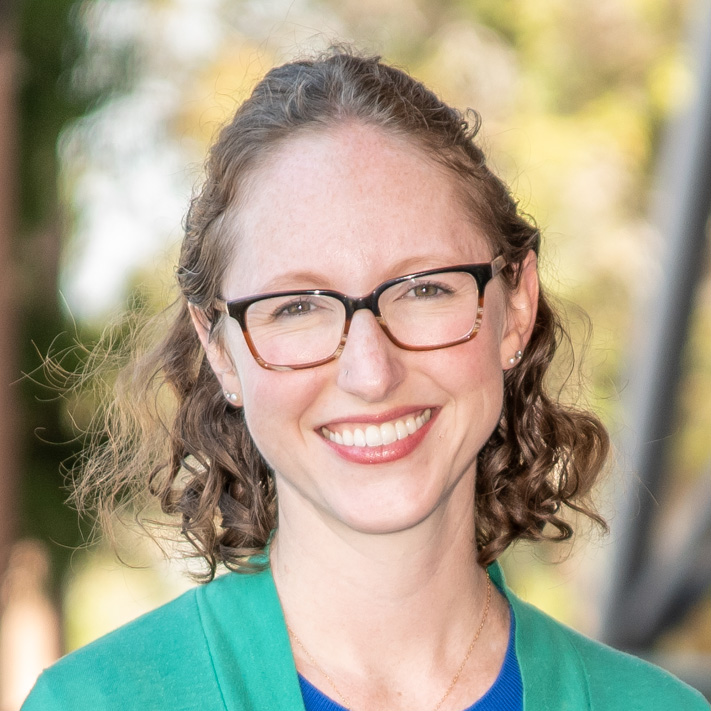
[{"xmin": 224, "ymin": 123, "xmax": 492, "ymax": 296}]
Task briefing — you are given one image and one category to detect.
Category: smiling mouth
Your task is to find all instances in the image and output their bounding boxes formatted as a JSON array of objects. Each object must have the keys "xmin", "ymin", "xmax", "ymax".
[{"xmin": 320, "ymin": 408, "xmax": 433, "ymax": 448}]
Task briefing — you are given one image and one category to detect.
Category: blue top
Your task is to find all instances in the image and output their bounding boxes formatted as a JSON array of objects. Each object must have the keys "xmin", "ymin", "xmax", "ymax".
[{"xmin": 298, "ymin": 605, "xmax": 523, "ymax": 711}]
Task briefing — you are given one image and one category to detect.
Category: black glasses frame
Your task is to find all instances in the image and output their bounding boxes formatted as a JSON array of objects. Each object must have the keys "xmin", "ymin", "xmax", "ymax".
[{"xmin": 214, "ymin": 256, "xmax": 507, "ymax": 371}]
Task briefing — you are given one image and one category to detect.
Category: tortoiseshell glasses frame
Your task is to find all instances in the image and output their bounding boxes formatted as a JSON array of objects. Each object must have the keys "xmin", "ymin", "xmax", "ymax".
[{"xmin": 212, "ymin": 255, "xmax": 506, "ymax": 371}]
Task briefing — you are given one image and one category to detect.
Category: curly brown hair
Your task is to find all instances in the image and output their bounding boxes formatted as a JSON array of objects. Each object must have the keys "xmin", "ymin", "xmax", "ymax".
[{"xmin": 73, "ymin": 50, "xmax": 609, "ymax": 579}]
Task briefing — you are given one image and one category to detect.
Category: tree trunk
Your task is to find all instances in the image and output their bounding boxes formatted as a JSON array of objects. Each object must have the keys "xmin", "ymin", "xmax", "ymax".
[{"xmin": 0, "ymin": 0, "xmax": 19, "ymax": 587}]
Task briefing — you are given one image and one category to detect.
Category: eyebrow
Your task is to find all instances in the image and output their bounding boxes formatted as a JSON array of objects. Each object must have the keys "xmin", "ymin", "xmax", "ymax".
[{"xmin": 256, "ymin": 270, "xmax": 336, "ymax": 292}]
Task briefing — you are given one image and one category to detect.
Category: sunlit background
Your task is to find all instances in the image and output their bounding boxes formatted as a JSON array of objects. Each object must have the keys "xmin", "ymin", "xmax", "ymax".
[{"xmin": 1, "ymin": 0, "xmax": 710, "ymax": 708}]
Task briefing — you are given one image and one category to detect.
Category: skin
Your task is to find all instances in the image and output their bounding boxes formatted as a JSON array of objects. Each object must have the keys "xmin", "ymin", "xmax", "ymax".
[{"xmin": 192, "ymin": 122, "xmax": 539, "ymax": 710}]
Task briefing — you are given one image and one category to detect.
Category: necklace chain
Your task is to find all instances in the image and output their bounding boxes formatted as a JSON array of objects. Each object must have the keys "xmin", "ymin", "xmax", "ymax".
[{"xmin": 286, "ymin": 570, "xmax": 492, "ymax": 711}]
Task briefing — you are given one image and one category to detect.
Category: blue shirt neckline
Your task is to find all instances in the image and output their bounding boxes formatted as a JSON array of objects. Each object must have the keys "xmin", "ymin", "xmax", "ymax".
[{"xmin": 298, "ymin": 604, "xmax": 523, "ymax": 711}]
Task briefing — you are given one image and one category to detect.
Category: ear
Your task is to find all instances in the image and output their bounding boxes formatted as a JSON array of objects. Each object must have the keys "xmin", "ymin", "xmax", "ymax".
[
  {"xmin": 500, "ymin": 250, "xmax": 539, "ymax": 371},
  {"xmin": 188, "ymin": 303, "xmax": 243, "ymax": 406}
]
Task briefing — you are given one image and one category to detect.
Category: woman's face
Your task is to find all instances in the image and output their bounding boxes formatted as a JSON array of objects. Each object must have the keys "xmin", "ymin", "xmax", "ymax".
[{"xmin": 204, "ymin": 123, "xmax": 537, "ymax": 537}]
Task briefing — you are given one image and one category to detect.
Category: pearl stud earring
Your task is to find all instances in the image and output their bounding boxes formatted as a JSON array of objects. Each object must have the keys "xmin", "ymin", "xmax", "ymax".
[
  {"xmin": 508, "ymin": 350, "xmax": 523, "ymax": 365},
  {"xmin": 224, "ymin": 390, "xmax": 239, "ymax": 403}
]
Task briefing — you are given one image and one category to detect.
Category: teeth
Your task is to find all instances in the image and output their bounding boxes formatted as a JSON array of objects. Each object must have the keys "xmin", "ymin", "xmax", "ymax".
[
  {"xmin": 395, "ymin": 420, "xmax": 408, "ymax": 440},
  {"xmin": 322, "ymin": 409, "xmax": 432, "ymax": 448},
  {"xmin": 381, "ymin": 422, "xmax": 397, "ymax": 445},
  {"xmin": 365, "ymin": 425, "xmax": 381, "ymax": 446}
]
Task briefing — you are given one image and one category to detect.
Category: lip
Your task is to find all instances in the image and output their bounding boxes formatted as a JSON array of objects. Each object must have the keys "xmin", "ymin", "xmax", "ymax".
[
  {"xmin": 317, "ymin": 407, "xmax": 438, "ymax": 465},
  {"xmin": 319, "ymin": 405, "xmax": 435, "ymax": 427}
]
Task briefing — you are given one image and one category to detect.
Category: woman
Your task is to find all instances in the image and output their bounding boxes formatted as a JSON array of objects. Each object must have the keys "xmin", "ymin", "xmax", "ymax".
[{"xmin": 23, "ymin": 51, "xmax": 708, "ymax": 710}]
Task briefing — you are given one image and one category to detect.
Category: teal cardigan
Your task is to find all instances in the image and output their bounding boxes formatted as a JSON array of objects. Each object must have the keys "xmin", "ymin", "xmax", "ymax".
[{"xmin": 22, "ymin": 563, "xmax": 709, "ymax": 710}]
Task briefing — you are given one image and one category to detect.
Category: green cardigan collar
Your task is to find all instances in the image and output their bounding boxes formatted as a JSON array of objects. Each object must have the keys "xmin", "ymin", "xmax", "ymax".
[{"xmin": 194, "ymin": 561, "xmax": 592, "ymax": 710}]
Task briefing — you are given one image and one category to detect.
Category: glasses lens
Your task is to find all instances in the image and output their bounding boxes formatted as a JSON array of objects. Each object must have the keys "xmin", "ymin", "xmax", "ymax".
[
  {"xmin": 245, "ymin": 294, "xmax": 346, "ymax": 366},
  {"xmin": 380, "ymin": 271, "xmax": 481, "ymax": 347}
]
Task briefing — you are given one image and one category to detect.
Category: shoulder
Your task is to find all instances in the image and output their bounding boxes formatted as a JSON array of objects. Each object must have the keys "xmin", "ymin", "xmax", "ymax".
[
  {"xmin": 22, "ymin": 569, "xmax": 289, "ymax": 711},
  {"xmin": 21, "ymin": 580, "xmax": 222, "ymax": 711},
  {"xmin": 510, "ymin": 594, "xmax": 709, "ymax": 710}
]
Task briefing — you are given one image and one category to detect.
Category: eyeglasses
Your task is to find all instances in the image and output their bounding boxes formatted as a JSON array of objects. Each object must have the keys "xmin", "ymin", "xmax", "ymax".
[{"xmin": 214, "ymin": 256, "xmax": 506, "ymax": 371}]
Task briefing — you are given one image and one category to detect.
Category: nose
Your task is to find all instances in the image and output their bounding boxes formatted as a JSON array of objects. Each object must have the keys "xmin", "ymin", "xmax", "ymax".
[{"xmin": 336, "ymin": 310, "xmax": 405, "ymax": 402}]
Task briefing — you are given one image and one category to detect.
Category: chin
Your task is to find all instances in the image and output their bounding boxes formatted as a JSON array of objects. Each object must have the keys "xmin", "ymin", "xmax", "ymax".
[
  {"xmin": 325, "ymin": 494, "xmax": 450, "ymax": 537},
  {"xmin": 335, "ymin": 516, "xmax": 430, "ymax": 537}
]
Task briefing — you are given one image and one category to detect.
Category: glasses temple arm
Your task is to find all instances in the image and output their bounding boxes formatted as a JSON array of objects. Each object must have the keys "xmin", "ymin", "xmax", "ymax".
[{"xmin": 491, "ymin": 255, "xmax": 507, "ymax": 276}]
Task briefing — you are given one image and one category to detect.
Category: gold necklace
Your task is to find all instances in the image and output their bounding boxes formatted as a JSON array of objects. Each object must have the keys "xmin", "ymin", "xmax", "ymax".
[{"xmin": 286, "ymin": 570, "xmax": 491, "ymax": 711}]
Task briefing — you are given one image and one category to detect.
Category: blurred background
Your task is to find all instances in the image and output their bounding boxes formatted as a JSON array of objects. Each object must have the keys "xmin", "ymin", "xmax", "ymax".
[{"xmin": 1, "ymin": 0, "xmax": 710, "ymax": 707}]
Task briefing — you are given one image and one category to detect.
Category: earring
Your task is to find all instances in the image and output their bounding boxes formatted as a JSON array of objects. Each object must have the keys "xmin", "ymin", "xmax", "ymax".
[
  {"xmin": 224, "ymin": 390, "xmax": 239, "ymax": 404},
  {"xmin": 508, "ymin": 350, "xmax": 523, "ymax": 365}
]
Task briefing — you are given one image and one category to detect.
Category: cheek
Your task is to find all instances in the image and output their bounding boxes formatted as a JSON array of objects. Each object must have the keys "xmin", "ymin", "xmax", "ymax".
[
  {"xmin": 238, "ymin": 371, "xmax": 285, "ymax": 442},
  {"xmin": 450, "ymin": 342, "xmax": 504, "ymax": 415},
  {"xmin": 237, "ymin": 377, "xmax": 292, "ymax": 477},
  {"xmin": 235, "ymin": 364, "xmax": 322, "ymax": 463},
  {"xmin": 436, "ymin": 323, "xmax": 506, "ymax": 443}
]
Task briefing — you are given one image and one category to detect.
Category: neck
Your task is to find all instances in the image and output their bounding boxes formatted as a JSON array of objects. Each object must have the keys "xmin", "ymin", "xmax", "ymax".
[
  {"xmin": 272, "ymin": 506, "xmax": 479, "ymax": 607},
  {"xmin": 269, "ymin": 481, "xmax": 510, "ymax": 711},
  {"xmin": 270, "ymin": 480, "xmax": 491, "ymax": 660}
]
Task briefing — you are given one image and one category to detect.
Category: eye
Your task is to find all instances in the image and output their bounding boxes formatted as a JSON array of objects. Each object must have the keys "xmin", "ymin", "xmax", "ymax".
[
  {"xmin": 272, "ymin": 298, "xmax": 318, "ymax": 318},
  {"xmin": 412, "ymin": 284, "xmax": 441, "ymax": 297},
  {"xmin": 405, "ymin": 281, "xmax": 454, "ymax": 299}
]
